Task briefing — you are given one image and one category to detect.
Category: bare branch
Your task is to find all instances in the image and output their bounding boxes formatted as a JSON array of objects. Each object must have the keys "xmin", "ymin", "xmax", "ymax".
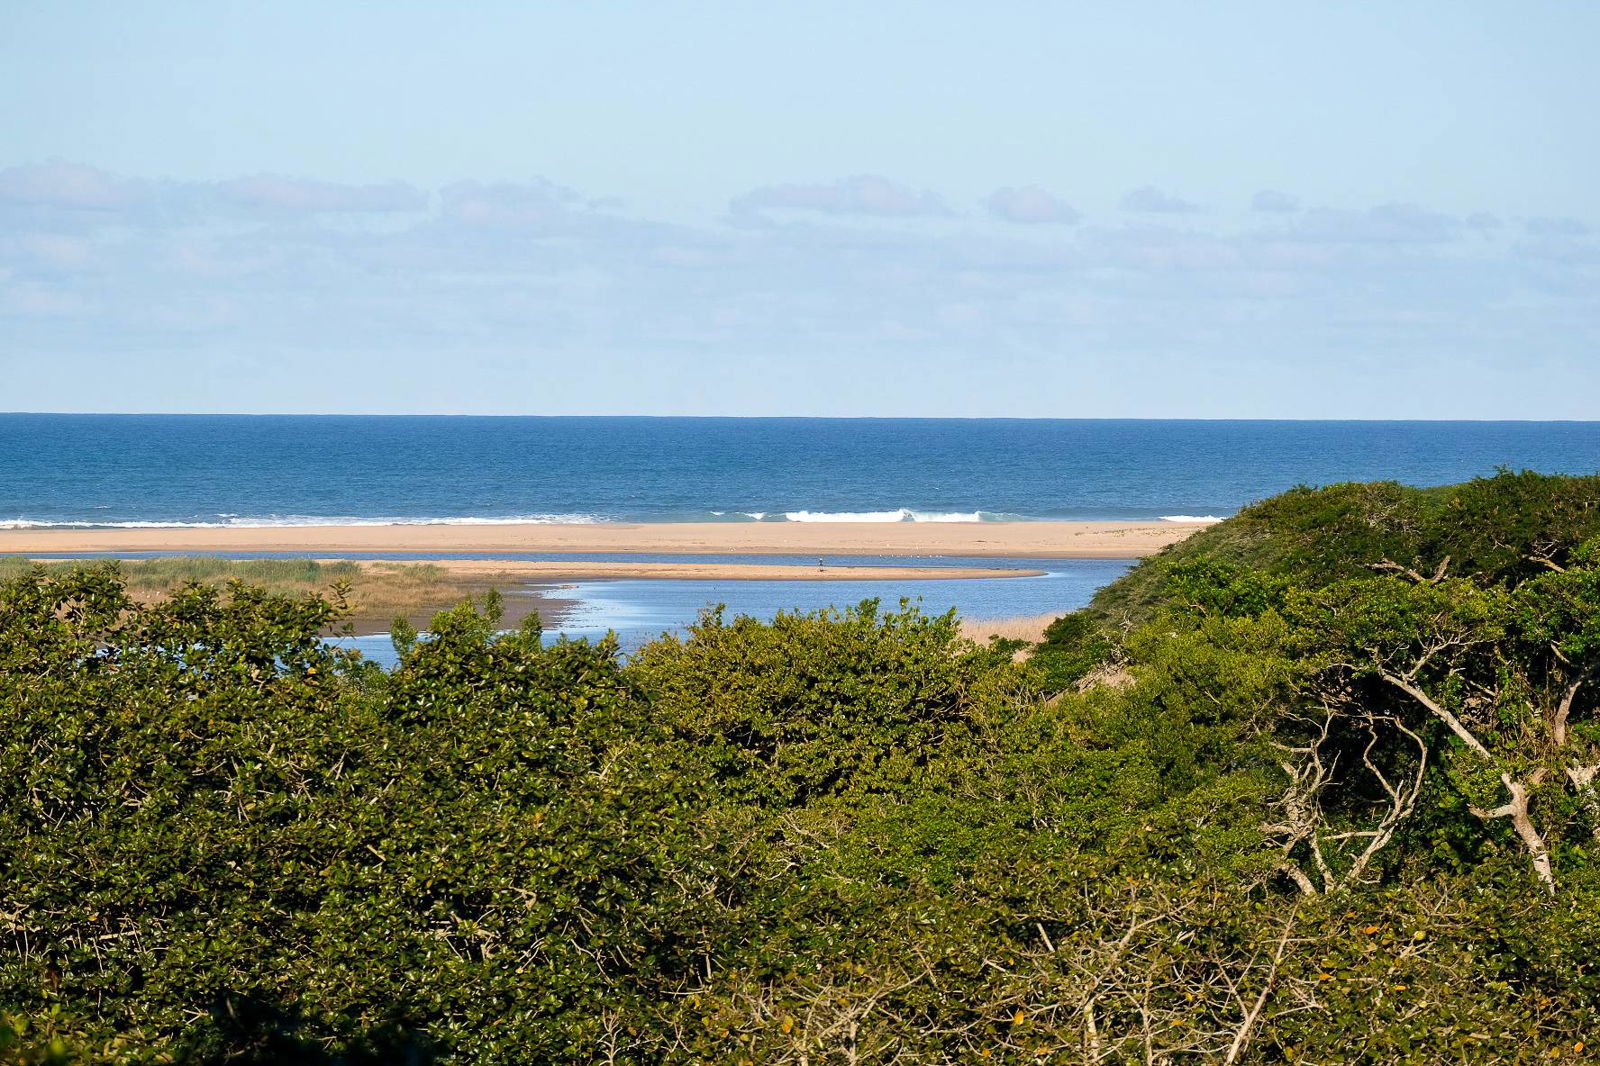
[
  {"xmin": 1470, "ymin": 773, "xmax": 1555, "ymax": 895},
  {"xmin": 1339, "ymin": 714, "xmax": 1428, "ymax": 889},
  {"xmin": 1223, "ymin": 908, "xmax": 1298, "ymax": 1065},
  {"xmin": 1552, "ymin": 662, "xmax": 1595, "ymax": 749},
  {"xmin": 1368, "ymin": 556, "xmax": 1450, "ymax": 584},
  {"xmin": 1567, "ymin": 764, "xmax": 1600, "ymax": 841},
  {"xmin": 1379, "ymin": 671, "xmax": 1492, "ymax": 757}
]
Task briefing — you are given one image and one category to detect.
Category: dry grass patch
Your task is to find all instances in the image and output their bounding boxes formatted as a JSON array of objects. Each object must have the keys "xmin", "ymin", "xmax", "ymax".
[
  {"xmin": 0, "ymin": 556, "xmax": 500, "ymax": 634},
  {"xmin": 959, "ymin": 613, "xmax": 1060, "ymax": 648}
]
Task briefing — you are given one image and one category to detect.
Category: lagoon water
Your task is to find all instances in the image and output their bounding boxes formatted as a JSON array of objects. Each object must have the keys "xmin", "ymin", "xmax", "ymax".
[
  {"xmin": 327, "ymin": 556, "xmax": 1134, "ymax": 666},
  {"xmin": 4, "ymin": 415, "xmax": 1600, "ymax": 528},
  {"xmin": 36, "ymin": 548, "xmax": 1129, "ymax": 663}
]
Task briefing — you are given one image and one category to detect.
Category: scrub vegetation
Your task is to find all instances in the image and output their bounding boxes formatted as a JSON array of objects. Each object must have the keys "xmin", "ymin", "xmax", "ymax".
[
  {"xmin": 0, "ymin": 557, "xmax": 470, "ymax": 634},
  {"xmin": 4, "ymin": 471, "xmax": 1600, "ymax": 1064}
]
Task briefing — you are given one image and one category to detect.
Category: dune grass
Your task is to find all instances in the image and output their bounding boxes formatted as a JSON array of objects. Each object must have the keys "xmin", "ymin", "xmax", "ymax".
[
  {"xmin": 0, "ymin": 555, "xmax": 368, "ymax": 590},
  {"xmin": 958, "ymin": 613, "xmax": 1059, "ymax": 647}
]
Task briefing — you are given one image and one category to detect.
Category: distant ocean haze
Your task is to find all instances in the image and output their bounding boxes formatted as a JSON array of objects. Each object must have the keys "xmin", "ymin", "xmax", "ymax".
[{"xmin": 3, "ymin": 415, "xmax": 1599, "ymax": 529}]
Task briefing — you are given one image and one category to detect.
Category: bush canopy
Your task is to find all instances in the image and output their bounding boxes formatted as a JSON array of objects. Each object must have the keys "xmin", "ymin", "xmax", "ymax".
[{"xmin": 4, "ymin": 471, "xmax": 1600, "ymax": 1063}]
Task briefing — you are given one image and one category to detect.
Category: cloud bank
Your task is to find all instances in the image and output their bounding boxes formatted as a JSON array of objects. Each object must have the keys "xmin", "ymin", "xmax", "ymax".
[
  {"xmin": 216, "ymin": 175, "xmax": 427, "ymax": 213},
  {"xmin": 0, "ymin": 161, "xmax": 146, "ymax": 211},
  {"xmin": 983, "ymin": 186, "xmax": 1080, "ymax": 224},
  {"xmin": 1121, "ymin": 186, "xmax": 1201, "ymax": 214},
  {"xmin": 1, "ymin": 162, "xmax": 1595, "ymax": 417},
  {"xmin": 1251, "ymin": 190, "xmax": 1300, "ymax": 213},
  {"xmin": 729, "ymin": 175, "xmax": 950, "ymax": 221}
]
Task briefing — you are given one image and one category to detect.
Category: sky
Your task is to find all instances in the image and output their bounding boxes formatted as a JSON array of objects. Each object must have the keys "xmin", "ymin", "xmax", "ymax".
[{"xmin": 1, "ymin": 1, "xmax": 1597, "ymax": 417}]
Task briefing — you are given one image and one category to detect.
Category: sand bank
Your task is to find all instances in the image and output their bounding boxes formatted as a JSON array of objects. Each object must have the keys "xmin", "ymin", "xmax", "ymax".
[
  {"xmin": 384, "ymin": 558, "xmax": 1040, "ymax": 581},
  {"xmin": 0, "ymin": 520, "xmax": 1204, "ymax": 559}
]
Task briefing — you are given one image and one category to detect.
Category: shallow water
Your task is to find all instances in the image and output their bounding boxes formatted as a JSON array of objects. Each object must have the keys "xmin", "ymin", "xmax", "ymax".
[{"xmin": 330, "ymin": 557, "xmax": 1133, "ymax": 667}]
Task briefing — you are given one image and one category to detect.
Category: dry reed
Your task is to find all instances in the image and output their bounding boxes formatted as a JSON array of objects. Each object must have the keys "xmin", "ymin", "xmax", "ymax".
[{"xmin": 958, "ymin": 613, "xmax": 1060, "ymax": 647}]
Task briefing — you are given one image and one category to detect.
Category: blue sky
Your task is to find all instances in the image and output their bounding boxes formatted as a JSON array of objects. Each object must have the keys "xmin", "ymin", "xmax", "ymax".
[{"xmin": 1, "ymin": 1, "xmax": 1596, "ymax": 416}]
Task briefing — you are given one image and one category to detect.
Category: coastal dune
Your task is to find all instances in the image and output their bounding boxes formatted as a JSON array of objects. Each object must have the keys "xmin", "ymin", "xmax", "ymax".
[{"xmin": 0, "ymin": 519, "xmax": 1207, "ymax": 559}]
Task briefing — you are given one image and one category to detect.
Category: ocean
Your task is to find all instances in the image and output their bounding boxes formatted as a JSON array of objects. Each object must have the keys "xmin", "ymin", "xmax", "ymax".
[{"xmin": 4, "ymin": 415, "xmax": 1599, "ymax": 528}]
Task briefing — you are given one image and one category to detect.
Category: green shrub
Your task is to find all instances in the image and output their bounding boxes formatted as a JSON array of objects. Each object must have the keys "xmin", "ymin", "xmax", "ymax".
[
  {"xmin": 628, "ymin": 599, "xmax": 1026, "ymax": 808},
  {"xmin": 6, "ymin": 472, "xmax": 1600, "ymax": 1062}
]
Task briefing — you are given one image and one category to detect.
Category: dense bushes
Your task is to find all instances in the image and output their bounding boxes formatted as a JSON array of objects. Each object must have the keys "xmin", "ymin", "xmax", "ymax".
[
  {"xmin": 629, "ymin": 601, "xmax": 1026, "ymax": 807},
  {"xmin": 5, "ymin": 471, "xmax": 1600, "ymax": 1062},
  {"xmin": 0, "ymin": 581, "xmax": 734, "ymax": 1063}
]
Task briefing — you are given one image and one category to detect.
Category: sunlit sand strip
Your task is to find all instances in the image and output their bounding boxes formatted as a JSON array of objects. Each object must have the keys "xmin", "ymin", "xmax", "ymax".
[
  {"xmin": 0, "ymin": 520, "xmax": 1206, "ymax": 559},
  {"xmin": 352, "ymin": 558, "xmax": 1041, "ymax": 581}
]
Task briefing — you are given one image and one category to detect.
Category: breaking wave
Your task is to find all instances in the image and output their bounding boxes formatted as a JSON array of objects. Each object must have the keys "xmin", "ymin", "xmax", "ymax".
[{"xmin": 780, "ymin": 509, "xmax": 1010, "ymax": 523}]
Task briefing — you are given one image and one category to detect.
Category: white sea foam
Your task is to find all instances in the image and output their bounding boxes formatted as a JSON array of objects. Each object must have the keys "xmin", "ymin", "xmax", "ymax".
[
  {"xmin": 1158, "ymin": 514, "xmax": 1225, "ymax": 523},
  {"xmin": 1, "ymin": 509, "xmax": 1039, "ymax": 529},
  {"xmin": 0, "ymin": 519, "xmax": 210, "ymax": 530},
  {"xmin": 908, "ymin": 511, "xmax": 988, "ymax": 523},
  {"xmin": 0, "ymin": 514, "xmax": 608, "ymax": 530},
  {"xmin": 781, "ymin": 508, "xmax": 990, "ymax": 523}
]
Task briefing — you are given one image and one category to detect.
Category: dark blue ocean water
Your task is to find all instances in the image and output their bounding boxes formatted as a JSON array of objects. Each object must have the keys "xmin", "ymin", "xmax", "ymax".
[{"xmin": 3, "ymin": 415, "xmax": 1598, "ymax": 527}]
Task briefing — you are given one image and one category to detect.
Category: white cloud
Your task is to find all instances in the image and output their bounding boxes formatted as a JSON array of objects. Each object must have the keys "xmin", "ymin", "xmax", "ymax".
[
  {"xmin": 1283, "ymin": 203, "xmax": 1464, "ymax": 244},
  {"xmin": 1525, "ymin": 216, "xmax": 1590, "ymax": 237},
  {"xmin": 1121, "ymin": 185, "xmax": 1201, "ymax": 213},
  {"xmin": 2, "ymin": 163, "xmax": 1594, "ymax": 416},
  {"xmin": 0, "ymin": 161, "xmax": 143, "ymax": 211},
  {"xmin": 439, "ymin": 179, "xmax": 586, "ymax": 226},
  {"xmin": 17, "ymin": 233, "xmax": 98, "ymax": 271},
  {"xmin": 2, "ymin": 280, "xmax": 93, "ymax": 317},
  {"xmin": 1366, "ymin": 203, "xmax": 1459, "ymax": 238},
  {"xmin": 730, "ymin": 175, "xmax": 949, "ymax": 220},
  {"xmin": 215, "ymin": 175, "xmax": 427, "ymax": 213},
  {"xmin": 1251, "ymin": 190, "xmax": 1299, "ymax": 213},
  {"xmin": 983, "ymin": 186, "xmax": 1079, "ymax": 224}
]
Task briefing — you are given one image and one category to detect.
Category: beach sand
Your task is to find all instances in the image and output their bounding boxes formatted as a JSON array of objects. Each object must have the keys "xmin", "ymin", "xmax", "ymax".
[
  {"xmin": 0, "ymin": 519, "xmax": 1205, "ymax": 559},
  {"xmin": 4, "ymin": 524, "xmax": 1202, "ymax": 635},
  {"xmin": 400, "ymin": 558, "xmax": 1041, "ymax": 581}
]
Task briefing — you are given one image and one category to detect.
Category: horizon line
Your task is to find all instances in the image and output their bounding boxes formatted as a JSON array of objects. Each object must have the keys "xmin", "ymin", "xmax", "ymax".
[{"xmin": 2, "ymin": 411, "xmax": 1599, "ymax": 424}]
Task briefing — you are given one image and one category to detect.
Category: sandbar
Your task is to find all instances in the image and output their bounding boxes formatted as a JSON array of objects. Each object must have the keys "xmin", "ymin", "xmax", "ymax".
[
  {"xmin": 385, "ymin": 559, "xmax": 1040, "ymax": 581},
  {"xmin": 0, "ymin": 520, "xmax": 1205, "ymax": 559}
]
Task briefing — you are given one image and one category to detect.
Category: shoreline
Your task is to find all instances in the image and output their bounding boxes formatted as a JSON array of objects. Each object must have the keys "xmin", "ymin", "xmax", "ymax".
[{"xmin": 0, "ymin": 519, "xmax": 1206, "ymax": 559}]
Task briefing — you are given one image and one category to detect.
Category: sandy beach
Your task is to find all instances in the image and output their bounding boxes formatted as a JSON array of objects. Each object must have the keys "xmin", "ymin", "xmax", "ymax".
[
  {"xmin": 397, "ymin": 558, "xmax": 1041, "ymax": 581},
  {"xmin": 0, "ymin": 519, "xmax": 1205, "ymax": 560}
]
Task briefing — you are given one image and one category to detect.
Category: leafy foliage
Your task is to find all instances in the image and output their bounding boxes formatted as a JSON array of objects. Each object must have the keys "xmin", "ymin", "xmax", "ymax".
[
  {"xmin": 5, "ymin": 472, "xmax": 1600, "ymax": 1064},
  {"xmin": 629, "ymin": 599, "xmax": 1025, "ymax": 807}
]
